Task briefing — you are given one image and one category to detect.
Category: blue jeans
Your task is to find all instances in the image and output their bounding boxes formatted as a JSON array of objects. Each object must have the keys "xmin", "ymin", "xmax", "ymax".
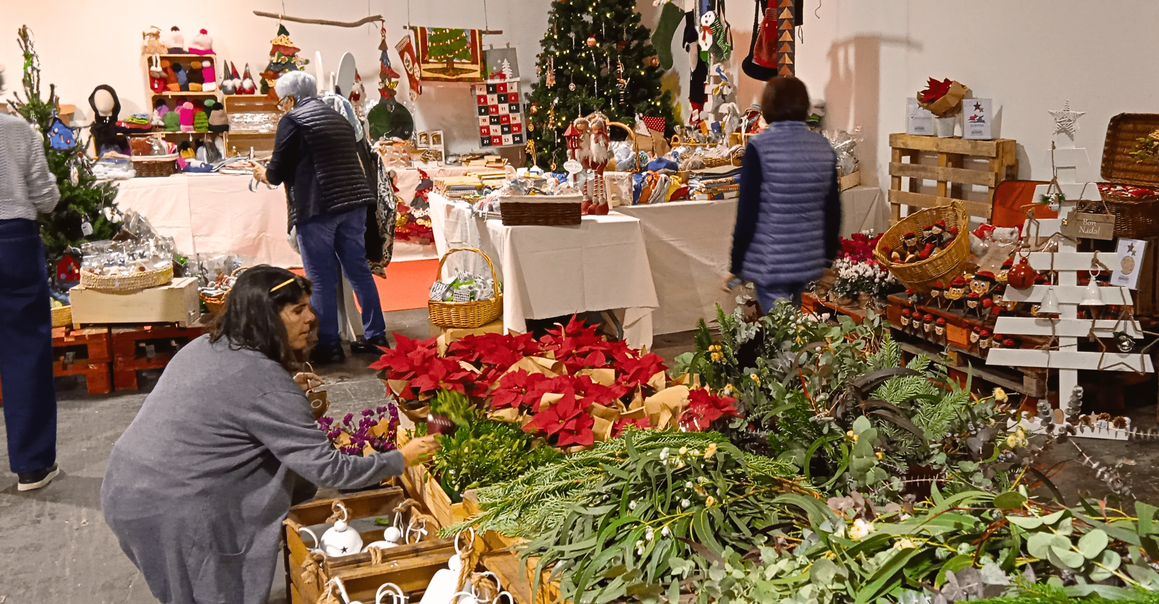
[
  {"xmin": 0, "ymin": 219, "xmax": 57, "ymax": 474},
  {"xmin": 297, "ymin": 209, "xmax": 386, "ymax": 348},
  {"xmin": 755, "ymin": 283, "xmax": 806, "ymax": 313}
]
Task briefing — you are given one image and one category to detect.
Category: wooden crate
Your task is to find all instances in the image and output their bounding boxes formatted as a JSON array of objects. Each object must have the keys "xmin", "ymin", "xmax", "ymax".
[
  {"xmin": 838, "ymin": 169, "xmax": 861, "ymax": 192},
  {"xmin": 285, "ymin": 486, "xmax": 469, "ymax": 604},
  {"xmin": 0, "ymin": 327, "xmax": 112, "ymax": 402},
  {"xmin": 70, "ymin": 277, "xmax": 201, "ymax": 327},
  {"xmin": 397, "ymin": 430, "xmax": 480, "ymax": 527},
  {"xmin": 801, "ymin": 292, "xmax": 868, "ymax": 324},
  {"xmin": 223, "ymin": 96, "xmax": 280, "ymax": 158},
  {"xmin": 111, "ymin": 323, "xmax": 208, "ymax": 391},
  {"xmin": 888, "ymin": 134, "xmax": 1018, "ymax": 225}
]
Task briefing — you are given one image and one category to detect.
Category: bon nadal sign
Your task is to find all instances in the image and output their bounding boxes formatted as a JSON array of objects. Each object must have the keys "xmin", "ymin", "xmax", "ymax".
[{"xmin": 1062, "ymin": 204, "xmax": 1116, "ymax": 241}]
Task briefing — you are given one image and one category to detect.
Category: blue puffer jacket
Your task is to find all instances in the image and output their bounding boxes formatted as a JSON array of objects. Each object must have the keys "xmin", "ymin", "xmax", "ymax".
[{"xmin": 730, "ymin": 121, "xmax": 841, "ymax": 287}]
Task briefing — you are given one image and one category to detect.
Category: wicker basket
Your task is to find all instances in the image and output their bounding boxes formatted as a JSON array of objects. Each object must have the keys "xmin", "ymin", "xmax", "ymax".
[
  {"xmin": 428, "ymin": 248, "xmax": 503, "ymax": 329},
  {"xmin": 199, "ymin": 267, "xmax": 247, "ymax": 314},
  {"xmin": 873, "ymin": 201, "xmax": 970, "ymax": 294},
  {"xmin": 500, "ymin": 194, "xmax": 583, "ymax": 226},
  {"xmin": 132, "ymin": 154, "xmax": 178, "ymax": 178},
  {"xmin": 51, "ymin": 305, "xmax": 72, "ymax": 328},
  {"xmin": 80, "ymin": 263, "xmax": 174, "ymax": 293},
  {"xmin": 1101, "ymin": 113, "xmax": 1159, "ymax": 186},
  {"xmin": 1089, "ymin": 197, "xmax": 1159, "ymax": 239}
]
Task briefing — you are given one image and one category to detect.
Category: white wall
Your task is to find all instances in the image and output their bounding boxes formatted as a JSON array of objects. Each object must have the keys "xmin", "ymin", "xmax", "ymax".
[
  {"xmin": 4, "ymin": 0, "xmax": 1156, "ymax": 180},
  {"xmin": 0, "ymin": 0, "xmax": 551, "ymax": 154},
  {"xmin": 688, "ymin": 0, "xmax": 1159, "ymax": 189}
]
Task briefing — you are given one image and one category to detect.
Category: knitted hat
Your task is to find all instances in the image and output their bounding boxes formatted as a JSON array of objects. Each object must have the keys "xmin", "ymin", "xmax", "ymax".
[
  {"xmin": 904, "ymin": 231, "xmax": 916, "ymax": 239},
  {"xmin": 975, "ymin": 271, "xmax": 996, "ymax": 282},
  {"xmin": 161, "ymin": 26, "xmax": 184, "ymax": 53},
  {"xmin": 932, "ymin": 281, "xmax": 946, "ymax": 289},
  {"xmin": 935, "ymin": 219, "xmax": 947, "ymax": 228},
  {"xmin": 950, "ymin": 276, "xmax": 968, "ymax": 287},
  {"xmin": 189, "ymin": 29, "xmax": 215, "ymax": 55}
]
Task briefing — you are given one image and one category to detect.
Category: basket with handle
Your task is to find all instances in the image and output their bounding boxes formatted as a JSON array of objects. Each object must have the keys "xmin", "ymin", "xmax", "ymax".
[
  {"xmin": 428, "ymin": 248, "xmax": 503, "ymax": 329},
  {"xmin": 199, "ymin": 266, "xmax": 247, "ymax": 314},
  {"xmin": 80, "ymin": 262, "xmax": 174, "ymax": 293},
  {"xmin": 873, "ymin": 201, "xmax": 970, "ymax": 294}
]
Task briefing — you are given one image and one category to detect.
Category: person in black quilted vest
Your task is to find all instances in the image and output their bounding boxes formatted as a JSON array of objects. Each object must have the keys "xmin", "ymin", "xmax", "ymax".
[
  {"xmin": 727, "ymin": 76, "xmax": 842, "ymax": 311},
  {"xmin": 254, "ymin": 71, "xmax": 388, "ymax": 364}
]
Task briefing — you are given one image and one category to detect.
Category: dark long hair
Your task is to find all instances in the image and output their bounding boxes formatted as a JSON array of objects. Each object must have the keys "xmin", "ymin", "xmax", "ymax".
[{"xmin": 210, "ymin": 265, "xmax": 313, "ymax": 371}]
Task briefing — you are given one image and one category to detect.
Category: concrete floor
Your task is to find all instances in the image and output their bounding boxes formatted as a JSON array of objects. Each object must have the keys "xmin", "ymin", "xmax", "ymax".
[{"xmin": 1, "ymin": 314, "xmax": 1157, "ymax": 603}]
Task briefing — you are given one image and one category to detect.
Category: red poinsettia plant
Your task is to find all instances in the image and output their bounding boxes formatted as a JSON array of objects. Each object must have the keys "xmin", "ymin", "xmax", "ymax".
[
  {"xmin": 523, "ymin": 386, "xmax": 595, "ymax": 447},
  {"xmin": 680, "ymin": 388, "xmax": 741, "ymax": 432},
  {"xmin": 489, "ymin": 369, "xmax": 556, "ymax": 410},
  {"xmin": 917, "ymin": 77, "xmax": 968, "ymax": 118},
  {"xmin": 839, "ymin": 232, "xmax": 883, "ymax": 264},
  {"xmin": 371, "ymin": 334, "xmax": 475, "ymax": 400}
]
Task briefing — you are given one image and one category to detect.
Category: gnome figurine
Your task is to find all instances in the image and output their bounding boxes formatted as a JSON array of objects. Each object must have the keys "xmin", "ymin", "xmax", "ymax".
[{"xmin": 240, "ymin": 64, "xmax": 257, "ymax": 95}]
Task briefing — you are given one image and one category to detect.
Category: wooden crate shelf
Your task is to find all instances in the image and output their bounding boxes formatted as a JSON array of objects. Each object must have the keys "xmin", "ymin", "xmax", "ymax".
[
  {"xmin": 111, "ymin": 323, "xmax": 208, "ymax": 391},
  {"xmin": 888, "ymin": 133, "xmax": 1018, "ymax": 225}
]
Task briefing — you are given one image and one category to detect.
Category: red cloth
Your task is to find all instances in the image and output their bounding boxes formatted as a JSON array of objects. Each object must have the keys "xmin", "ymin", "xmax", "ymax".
[{"xmin": 990, "ymin": 180, "xmax": 1055, "ymax": 228}]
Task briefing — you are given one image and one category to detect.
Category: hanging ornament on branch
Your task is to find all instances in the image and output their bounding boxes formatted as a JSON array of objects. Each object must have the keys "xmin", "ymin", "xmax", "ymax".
[
  {"xmin": 586, "ymin": 33, "xmax": 598, "ymax": 47},
  {"xmin": 616, "ymin": 59, "xmax": 627, "ymax": 104}
]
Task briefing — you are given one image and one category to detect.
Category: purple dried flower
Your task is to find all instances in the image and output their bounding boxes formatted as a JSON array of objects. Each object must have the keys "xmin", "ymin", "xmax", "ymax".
[
  {"xmin": 343, "ymin": 413, "xmax": 355, "ymax": 424},
  {"xmin": 327, "ymin": 428, "xmax": 342, "ymax": 439},
  {"xmin": 317, "ymin": 416, "xmax": 334, "ymax": 429},
  {"xmin": 362, "ymin": 408, "xmax": 374, "ymax": 417},
  {"xmin": 377, "ymin": 406, "xmax": 388, "ymax": 415}
]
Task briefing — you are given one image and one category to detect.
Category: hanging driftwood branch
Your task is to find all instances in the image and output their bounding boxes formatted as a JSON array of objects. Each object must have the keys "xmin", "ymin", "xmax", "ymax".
[{"xmin": 252, "ymin": 11, "xmax": 384, "ymax": 28}]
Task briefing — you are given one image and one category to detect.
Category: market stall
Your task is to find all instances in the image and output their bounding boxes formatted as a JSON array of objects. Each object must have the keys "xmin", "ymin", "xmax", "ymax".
[{"xmin": 429, "ymin": 193, "xmax": 658, "ymax": 347}]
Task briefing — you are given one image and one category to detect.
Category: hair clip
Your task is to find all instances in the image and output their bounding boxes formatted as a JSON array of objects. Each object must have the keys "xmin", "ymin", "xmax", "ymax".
[{"xmin": 270, "ymin": 277, "xmax": 296, "ymax": 292}]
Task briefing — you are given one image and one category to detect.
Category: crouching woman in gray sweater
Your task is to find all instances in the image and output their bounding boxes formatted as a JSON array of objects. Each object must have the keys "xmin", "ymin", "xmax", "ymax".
[{"xmin": 102, "ymin": 265, "xmax": 437, "ymax": 604}]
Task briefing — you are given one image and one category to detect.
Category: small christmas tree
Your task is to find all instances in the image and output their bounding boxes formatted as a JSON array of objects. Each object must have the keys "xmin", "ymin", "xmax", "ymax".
[
  {"xmin": 427, "ymin": 28, "xmax": 472, "ymax": 76},
  {"xmin": 527, "ymin": 0, "xmax": 677, "ymax": 170},
  {"xmin": 8, "ymin": 26, "xmax": 119, "ymax": 272}
]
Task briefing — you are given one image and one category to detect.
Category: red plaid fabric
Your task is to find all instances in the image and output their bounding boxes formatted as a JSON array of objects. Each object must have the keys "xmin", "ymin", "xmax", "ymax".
[{"xmin": 641, "ymin": 116, "xmax": 665, "ymax": 133}]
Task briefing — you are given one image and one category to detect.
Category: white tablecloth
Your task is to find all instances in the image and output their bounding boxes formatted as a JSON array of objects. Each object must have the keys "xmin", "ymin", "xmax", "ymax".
[
  {"xmin": 615, "ymin": 200, "xmax": 739, "ymax": 335},
  {"xmin": 840, "ymin": 186, "xmax": 888, "ymax": 236},
  {"xmin": 114, "ymin": 173, "xmax": 301, "ymax": 266},
  {"xmin": 429, "ymin": 194, "xmax": 658, "ymax": 348}
]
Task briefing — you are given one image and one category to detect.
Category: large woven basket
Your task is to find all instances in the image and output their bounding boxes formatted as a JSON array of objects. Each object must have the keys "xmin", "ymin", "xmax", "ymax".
[
  {"xmin": 51, "ymin": 305, "xmax": 72, "ymax": 328},
  {"xmin": 1088, "ymin": 196, "xmax": 1159, "ymax": 239},
  {"xmin": 873, "ymin": 201, "xmax": 970, "ymax": 294},
  {"xmin": 80, "ymin": 263, "xmax": 174, "ymax": 293},
  {"xmin": 428, "ymin": 248, "xmax": 503, "ymax": 329},
  {"xmin": 500, "ymin": 194, "xmax": 583, "ymax": 226},
  {"xmin": 1101, "ymin": 113, "xmax": 1159, "ymax": 186},
  {"xmin": 132, "ymin": 154, "xmax": 178, "ymax": 178}
]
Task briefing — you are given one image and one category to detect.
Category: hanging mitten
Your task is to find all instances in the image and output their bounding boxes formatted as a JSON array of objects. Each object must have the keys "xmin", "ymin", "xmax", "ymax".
[
  {"xmin": 711, "ymin": 15, "xmax": 732, "ymax": 62},
  {"xmin": 681, "ymin": 11, "xmax": 699, "ymax": 69},
  {"xmin": 188, "ymin": 61, "xmax": 204, "ymax": 92},
  {"xmin": 201, "ymin": 59, "xmax": 217, "ymax": 92},
  {"xmin": 651, "ymin": 1, "xmax": 684, "ymax": 70},
  {"xmin": 163, "ymin": 60, "xmax": 180, "ymax": 92},
  {"xmin": 163, "ymin": 109, "xmax": 181, "ymax": 132},
  {"xmin": 178, "ymin": 102, "xmax": 195, "ymax": 132},
  {"xmin": 173, "ymin": 63, "xmax": 189, "ymax": 91}
]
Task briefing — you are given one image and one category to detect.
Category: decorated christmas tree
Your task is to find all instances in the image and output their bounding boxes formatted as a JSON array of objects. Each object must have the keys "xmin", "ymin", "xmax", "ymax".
[
  {"xmin": 527, "ymin": 0, "xmax": 677, "ymax": 170},
  {"xmin": 9, "ymin": 26, "xmax": 119, "ymax": 269},
  {"xmin": 427, "ymin": 28, "xmax": 472, "ymax": 75}
]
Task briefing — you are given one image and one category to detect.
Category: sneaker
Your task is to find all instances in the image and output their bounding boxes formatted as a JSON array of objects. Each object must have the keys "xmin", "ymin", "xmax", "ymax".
[
  {"xmin": 350, "ymin": 334, "xmax": 391, "ymax": 355},
  {"xmin": 309, "ymin": 344, "xmax": 346, "ymax": 366},
  {"xmin": 17, "ymin": 464, "xmax": 60, "ymax": 492}
]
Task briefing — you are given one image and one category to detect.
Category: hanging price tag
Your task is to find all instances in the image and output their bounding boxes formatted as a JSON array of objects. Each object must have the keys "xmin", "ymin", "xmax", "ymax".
[
  {"xmin": 563, "ymin": 159, "xmax": 583, "ymax": 175},
  {"xmin": 80, "ymin": 216, "xmax": 93, "ymax": 236}
]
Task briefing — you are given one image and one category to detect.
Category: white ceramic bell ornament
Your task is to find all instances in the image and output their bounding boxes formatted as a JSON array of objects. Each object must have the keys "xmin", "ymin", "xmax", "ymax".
[
  {"xmin": 321, "ymin": 503, "xmax": 364, "ymax": 557},
  {"xmin": 418, "ymin": 529, "xmax": 475, "ymax": 604},
  {"xmin": 364, "ymin": 512, "xmax": 405, "ymax": 552}
]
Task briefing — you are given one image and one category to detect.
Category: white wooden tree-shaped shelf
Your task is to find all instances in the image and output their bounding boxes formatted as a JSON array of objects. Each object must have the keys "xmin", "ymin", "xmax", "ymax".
[{"xmin": 986, "ymin": 101, "xmax": 1151, "ymax": 440}]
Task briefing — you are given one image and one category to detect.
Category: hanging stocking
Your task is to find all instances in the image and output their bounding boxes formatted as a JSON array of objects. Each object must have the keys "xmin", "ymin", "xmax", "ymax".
[
  {"xmin": 682, "ymin": 11, "xmax": 699, "ymax": 69},
  {"xmin": 652, "ymin": 1, "xmax": 685, "ymax": 70}
]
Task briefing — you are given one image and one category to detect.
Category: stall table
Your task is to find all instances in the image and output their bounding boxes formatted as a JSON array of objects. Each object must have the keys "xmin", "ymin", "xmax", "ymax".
[{"xmin": 429, "ymin": 194, "xmax": 658, "ymax": 347}]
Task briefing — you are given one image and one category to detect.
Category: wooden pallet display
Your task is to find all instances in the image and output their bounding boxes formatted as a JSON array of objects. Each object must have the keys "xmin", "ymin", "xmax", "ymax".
[
  {"xmin": 111, "ymin": 323, "xmax": 208, "ymax": 391},
  {"xmin": 888, "ymin": 133, "xmax": 1018, "ymax": 224},
  {"xmin": 0, "ymin": 327, "xmax": 112, "ymax": 402},
  {"xmin": 987, "ymin": 147, "xmax": 1154, "ymax": 427}
]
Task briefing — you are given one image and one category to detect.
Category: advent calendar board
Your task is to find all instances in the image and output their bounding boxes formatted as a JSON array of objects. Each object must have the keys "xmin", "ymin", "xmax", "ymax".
[{"xmin": 475, "ymin": 80, "xmax": 524, "ymax": 147}]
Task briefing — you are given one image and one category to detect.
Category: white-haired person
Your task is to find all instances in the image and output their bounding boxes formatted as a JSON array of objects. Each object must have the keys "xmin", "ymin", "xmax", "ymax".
[{"xmin": 254, "ymin": 70, "xmax": 388, "ymax": 364}]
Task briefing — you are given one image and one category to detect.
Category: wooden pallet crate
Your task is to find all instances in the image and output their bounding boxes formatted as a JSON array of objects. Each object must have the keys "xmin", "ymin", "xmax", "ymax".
[
  {"xmin": 111, "ymin": 323, "xmax": 208, "ymax": 391},
  {"xmin": 0, "ymin": 327, "xmax": 112, "ymax": 403},
  {"xmin": 888, "ymin": 134, "xmax": 1018, "ymax": 224}
]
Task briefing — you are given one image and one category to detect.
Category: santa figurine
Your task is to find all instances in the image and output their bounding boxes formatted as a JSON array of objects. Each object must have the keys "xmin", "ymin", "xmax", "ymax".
[
  {"xmin": 929, "ymin": 219, "xmax": 950, "ymax": 249},
  {"xmin": 901, "ymin": 232, "xmax": 921, "ymax": 263},
  {"xmin": 577, "ymin": 112, "xmax": 611, "ymax": 215}
]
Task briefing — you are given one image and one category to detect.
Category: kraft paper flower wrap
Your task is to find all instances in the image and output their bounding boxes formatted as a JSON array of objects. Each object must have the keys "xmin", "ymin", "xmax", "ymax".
[{"xmin": 917, "ymin": 78, "xmax": 969, "ymax": 118}]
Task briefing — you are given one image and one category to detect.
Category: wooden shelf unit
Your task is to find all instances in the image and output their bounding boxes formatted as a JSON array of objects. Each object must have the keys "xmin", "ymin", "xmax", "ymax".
[{"xmin": 888, "ymin": 133, "xmax": 1018, "ymax": 225}]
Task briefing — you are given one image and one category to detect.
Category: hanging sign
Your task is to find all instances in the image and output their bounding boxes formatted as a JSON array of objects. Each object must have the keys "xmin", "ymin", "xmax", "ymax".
[{"xmin": 1061, "ymin": 201, "xmax": 1116, "ymax": 241}]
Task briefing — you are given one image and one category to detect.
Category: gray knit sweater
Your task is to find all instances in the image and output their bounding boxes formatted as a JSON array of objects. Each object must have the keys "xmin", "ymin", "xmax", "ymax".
[
  {"xmin": 0, "ymin": 112, "xmax": 60, "ymax": 220},
  {"xmin": 101, "ymin": 335, "xmax": 403, "ymax": 604}
]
